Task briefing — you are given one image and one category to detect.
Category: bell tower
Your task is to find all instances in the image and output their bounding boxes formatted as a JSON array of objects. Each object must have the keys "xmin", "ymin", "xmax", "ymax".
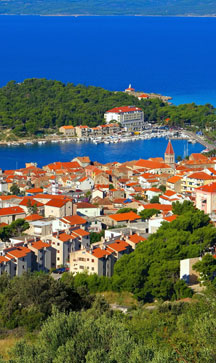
[{"xmin": 164, "ymin": 140, "xmax": 175, "ymax": 168}]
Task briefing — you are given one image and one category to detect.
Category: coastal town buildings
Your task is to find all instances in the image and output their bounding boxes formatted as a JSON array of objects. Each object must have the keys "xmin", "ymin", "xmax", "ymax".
[
  {"xmin": 0, "ymin": 140, "xmax": 216, "ymax": 278},
  {"xmin": 104, "ymin": 106, "xmax": 145, "ymax": 131},
  {"xmin": 59, "ymin": 125, "xmax": 75, "ymax": 136}
]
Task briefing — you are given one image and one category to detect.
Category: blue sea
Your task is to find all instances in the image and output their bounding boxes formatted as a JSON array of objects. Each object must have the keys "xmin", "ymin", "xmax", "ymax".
[
  {"xmin": 0, "ymin": 15, "xmax": 213, "ymax": 168},
  {"xmin": 0, "ymin": 139, "xmax": 204, "ymax": 170},
  {"xmin": 1, "ymin": 15, "xmax": 216, "ymax": 105}
]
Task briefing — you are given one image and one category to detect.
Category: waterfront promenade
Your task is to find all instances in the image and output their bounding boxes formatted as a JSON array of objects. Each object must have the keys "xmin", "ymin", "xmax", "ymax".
[{"xmin": 183, "ymin": 131, "xmax": 216, "ymax": 151}]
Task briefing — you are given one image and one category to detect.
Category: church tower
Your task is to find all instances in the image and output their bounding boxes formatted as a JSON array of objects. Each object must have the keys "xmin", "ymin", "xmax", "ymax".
[{"xmin": 164, "ymin": 140, "xmax": 175, "ymax": 168}]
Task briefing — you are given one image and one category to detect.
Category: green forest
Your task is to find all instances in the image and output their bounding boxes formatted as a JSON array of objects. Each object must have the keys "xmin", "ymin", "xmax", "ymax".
[
  {"xmin": 0, "ymin": 0, "xmax": 216, "ymax": 15},
  {"xmin": 0, "ymin": 78, "xmax": 215, "ymax": 138},
  {"xmin": 1, "ymin": 269, "xmax": 216, "ymax": 361}
]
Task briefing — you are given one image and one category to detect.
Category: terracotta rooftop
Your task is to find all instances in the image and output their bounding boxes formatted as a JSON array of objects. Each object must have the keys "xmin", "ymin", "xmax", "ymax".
[
  {"xmin": 109, "ymin": 211, "xmax": 141, "ymax": 222},
  {"xmin": 61, "ymin": 215, "xmax": 87, "ymax": 226},
  {"xmin": 129, "ymin": 233, "xmax": 146, "ymax": 244},
  {"xmin": 165, "ymin": 140, "xmax": 174, "ymax": 155},
  {"xmin": 0, "ymin": 206, "xmax": 25, "ymax": 216}
]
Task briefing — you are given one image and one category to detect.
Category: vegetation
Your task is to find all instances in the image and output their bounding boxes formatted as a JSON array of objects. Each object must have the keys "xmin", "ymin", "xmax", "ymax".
[
  {"xmin": 0, "ymin": 79, "xmax": 215, "ymax": 138},
  {"xmin": 71, "ymin": 203, "xmax": 216, "ymax": 303},
  {"xmin": 139, "ymin": 208, "xmax": 159, "ymax": 220},
  {"xmin": 116, "ymin": 207, "xmax": 137, "ymax": 214},
  {"xmin": 0, "ymin": 272, "xmax": 93, "ymax": 332},
  {"xmin": 3, "ymin": 290, "xmax": 216, "ymax": 362},
  {"xmin": 0, "ymin": 0, "xmax": 216, "ymax": 16},
  {"xmin": 150, "ymin": 195, "xmax": 160, "ymax": 204},
  {"xmin": 0, "ymin": 219, "xmax": 29, "ymax": 242},
  {"xmin": 10, "ymin": 184, "xmax": 21, "ymax": 196},
  {"xmin": 0, "ymin": 202, "xmax": 216, "ymax": 360},
  {"xmin": 90, "ymin": 230, "xmax": 105, "ymax": 244}
]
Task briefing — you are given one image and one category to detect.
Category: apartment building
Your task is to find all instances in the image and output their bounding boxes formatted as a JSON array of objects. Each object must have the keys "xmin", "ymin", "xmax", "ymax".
[
  {"xmin": 104, "ymin": 106, "xmax": 144, "ymax": 131},
  {"xmin": 70, "ymin": 247, "xmax": 115, "ymax": 277}
]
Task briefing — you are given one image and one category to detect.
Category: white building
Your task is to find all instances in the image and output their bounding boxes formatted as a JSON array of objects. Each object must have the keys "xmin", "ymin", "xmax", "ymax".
[{"xmin": 104, "ymin": 106, "xmax": 144, "ymax": 131}]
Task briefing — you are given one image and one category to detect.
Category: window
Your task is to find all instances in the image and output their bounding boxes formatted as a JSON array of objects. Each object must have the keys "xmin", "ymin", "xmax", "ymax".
[
  {"xmin": 91, "ymin": 267, "xmax": 94, "ymax": 271},
  {"xmin": 57, "ymin": 243, "xmax": 60, "ymax": 246},
  {"xmin": 79, "ymin": 266, "xmax": 84, "ymax": 269},
  {"xmin": 57, "ymin": 257, "xmax": 60, "ymax": 261},
  {"xmin": 57, "ymin": 250, "xmax": 60, "ymax": 254},
  {"xmin": 92, "ymin": 259, "xmax": 94, "ymax": 262}
]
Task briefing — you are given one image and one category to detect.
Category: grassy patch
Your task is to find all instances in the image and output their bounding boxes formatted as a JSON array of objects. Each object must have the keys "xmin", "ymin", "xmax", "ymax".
[
  {"xmin": 0, "ymin": 329, "xmax": 37, "ymax": 360},
  {"xmin": 100, "ymin": 291, "xmax": 138, "ymax": 308}
]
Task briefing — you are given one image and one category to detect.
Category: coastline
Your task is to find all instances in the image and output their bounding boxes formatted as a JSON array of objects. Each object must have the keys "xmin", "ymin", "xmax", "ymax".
[
  {"xmin": 0, "ymin": 129, "xmax": 214, "ymax": 151},
  {"xmin": 0, "ymin": 14, "xmax": 216, "ymax": 18}
]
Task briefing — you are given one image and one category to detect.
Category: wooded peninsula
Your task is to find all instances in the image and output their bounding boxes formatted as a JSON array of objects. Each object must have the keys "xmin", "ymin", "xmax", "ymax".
[{"xmin": 0, "ymin": 78, "xmax": 215, "ymax": 141}]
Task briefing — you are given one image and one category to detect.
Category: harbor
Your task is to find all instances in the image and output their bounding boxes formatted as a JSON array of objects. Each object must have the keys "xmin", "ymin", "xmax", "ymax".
[{"xmin": 2, "ymin": 127, "xmax": 214, "ymax": 152}]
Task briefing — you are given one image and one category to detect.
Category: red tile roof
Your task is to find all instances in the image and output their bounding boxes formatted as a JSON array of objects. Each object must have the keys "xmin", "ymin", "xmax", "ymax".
[
  {"xmin": 0, "ymin": 256, "xmax": 9, "ymax": 263},
  {"xmin": 109, "ymin": 211, "xmax": 141, "ymax": 222},
  {"xmin": 129, "ymin": 234, "xmax": 147, "ymax": 244},
  {"xmin": 188, "ymin": 172, "xmax": 214, "ymax": 180},
  {"xmin": 148, "ymin": 187, "xmax": 161, "ymax": 192},
  {"xmin": 163, "ymin": 190, "xmax": 176, "ymax": 197},
  {"xmin": 165, "ymin": 140, "xmax": 174, "ymax": 155},
  {"xmin": 62, "ymin": 215, "xmax": 87, "ymax": 226},
  {"xmin": 163, "ymin": 215, "xmax": 178, "ymax": 222},
  {"xmin": 136, "ymin": 159, "xmax": 170, "ymax": 169},
  {"xmin": 106, "ymin": 106, "xmax": 142, "ymax": 114},
  {"xmin": 92, "ymin": 247, "xmax": 111, "ymax": 258},
  {"xmin": 57, "ymin": 233, "xmax": 73, "ymax": 242},
  {"xmin": 30, "ymin": 240, "xmax": 50, "ymax": 250},
  {"xmin": 19, "ymin": 198, "xmax": 44, "ymax": 207},
  {"xmin": 7, "ymin": 246, "xmax": 31, "ymax": 259},
  {"xmin": 196, "ymin": 182, "xmax": 216, "ymax": 193},
  {"xmin": 108, "ymin": 240, "xmax": 130, "ymax": 252},
  {"xmin": 73, "ymin": 228, "xmax": 90, "ymax": 237},
  {"xmin": 26, "ymin": 188, "xmax": 43, "ymax": 193},
  {"xmin": 143, "ymin": 204, "xmax": 172, "ymax": 212},
  {"xmin": 0, "ymin": 206, "xmax": 25, "ymax": 216},
  {"xmin": 46, "ymin": 199, "xmax": 69, "ymax": 208},
  {"xmin": 25, "ymin": 214, "xmax": 44, "ymax": 221},
  {"xmin": 167, "ymin": 175, "xmax": 182, "ymax": 184}
]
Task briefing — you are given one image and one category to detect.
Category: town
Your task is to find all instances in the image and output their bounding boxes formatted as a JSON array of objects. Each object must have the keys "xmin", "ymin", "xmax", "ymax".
[{"xmin": 0, "ymin": 137, "xmax": 215, "ymax": 285}]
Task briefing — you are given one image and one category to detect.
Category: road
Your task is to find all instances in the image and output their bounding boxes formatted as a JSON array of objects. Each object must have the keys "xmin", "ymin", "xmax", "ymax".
[{"xmin": 184, "ymin": 130, "xmax": 216, "ymax": 151}]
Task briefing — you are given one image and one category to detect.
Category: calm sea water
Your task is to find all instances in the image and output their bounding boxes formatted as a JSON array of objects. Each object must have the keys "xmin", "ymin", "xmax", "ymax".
[
  {"xmin": 0, "ymin": 139, "xmax": 204, "ymax": 170},
  {"xmin": 1, "ymin": 16, "xmax": 216, "ymax": 105}
]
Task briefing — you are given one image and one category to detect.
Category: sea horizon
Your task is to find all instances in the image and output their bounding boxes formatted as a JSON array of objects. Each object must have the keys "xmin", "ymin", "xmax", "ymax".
[{"xmin": 1, "ymin": 16, "xmax": 216, "ymax": 106}]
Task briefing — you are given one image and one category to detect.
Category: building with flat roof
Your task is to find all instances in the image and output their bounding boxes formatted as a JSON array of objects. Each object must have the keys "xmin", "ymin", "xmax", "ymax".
[{"xmin": 104, "ymin": 106, "xmax": 144, "ymax": 131}]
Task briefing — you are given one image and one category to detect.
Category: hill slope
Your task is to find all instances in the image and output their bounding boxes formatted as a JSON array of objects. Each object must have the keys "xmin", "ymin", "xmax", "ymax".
[{"xmin": 0, "ymin": 0, "xmax": 216, "ymax": 16}]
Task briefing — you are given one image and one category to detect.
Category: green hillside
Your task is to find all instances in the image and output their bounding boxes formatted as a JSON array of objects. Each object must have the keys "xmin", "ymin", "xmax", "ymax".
[
  {"xmin": 0, "ymin": 0, "xmax": 216, "ymax": 16},
  {"xmin": 0, "ymin": 78, "xmax": 216, "ymax": 139}
]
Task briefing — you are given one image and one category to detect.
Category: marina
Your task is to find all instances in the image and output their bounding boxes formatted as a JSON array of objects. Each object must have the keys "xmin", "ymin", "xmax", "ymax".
[
  {"xmin": 0, "ymin": 134, "xmax": 205, "ymax": 171},
  {"xmin": 3, "ymin": 128, "xmax": 213, "ymax": 150}
]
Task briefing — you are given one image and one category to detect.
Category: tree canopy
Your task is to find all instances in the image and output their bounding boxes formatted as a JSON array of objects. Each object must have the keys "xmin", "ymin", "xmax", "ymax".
[
  {"xmin": 112, "ymin": 208, "xmax": 215, "ymax": 301},
  {"xmin": 0, "ymin": 79, "xmax": 215, "ymax": 137},
  {"xmin": 0, "ymin": 219, "xmax": 29, "ymax": 242}
]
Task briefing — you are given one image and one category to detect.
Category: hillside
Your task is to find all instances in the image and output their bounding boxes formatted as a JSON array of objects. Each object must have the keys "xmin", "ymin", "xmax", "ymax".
[
  {"xmin": 0, "ymin": 0, "xmax": 216, "ymax": 16},
  {"xmin": 0, "ymin": 78, "xmax": 216, "ymax": 139}
]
